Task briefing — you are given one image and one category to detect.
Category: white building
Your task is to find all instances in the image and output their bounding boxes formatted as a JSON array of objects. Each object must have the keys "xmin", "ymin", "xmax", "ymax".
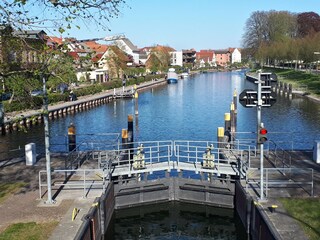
[
  {"xmin": 230, "ymin": 48, "xmax": 241, "ymax": 64},
  {"xmin": 170, "ymin": 51, "xmax": 183, "ymax": 66}
]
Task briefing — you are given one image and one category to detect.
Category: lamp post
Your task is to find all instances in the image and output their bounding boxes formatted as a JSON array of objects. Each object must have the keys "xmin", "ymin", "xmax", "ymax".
[{"xmin": 42, "ymin": 73, "xmax": 54, "ymax": 204}]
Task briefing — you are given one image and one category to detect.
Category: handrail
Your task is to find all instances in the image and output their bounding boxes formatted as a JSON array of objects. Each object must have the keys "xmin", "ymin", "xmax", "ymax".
[{"xmin": 38, "ymin": 168, "xmax": 105, "ymax": 199}]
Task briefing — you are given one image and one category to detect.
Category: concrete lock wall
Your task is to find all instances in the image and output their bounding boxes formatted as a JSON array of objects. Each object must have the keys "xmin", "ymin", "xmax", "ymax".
[
  {"xmin": 74, "ymin": 182, "xmax": 115, "ymax": 240},
  {"xmin": 75, "ymin": 178, "xmax": 283, "ymax": 239},
  {"xmin": 235, "ymin": 181, "xmax": 281, "ymax": 240},
  {"xmin": 114, "ymin": 178, "xmax": 235, "ymax": 209}
]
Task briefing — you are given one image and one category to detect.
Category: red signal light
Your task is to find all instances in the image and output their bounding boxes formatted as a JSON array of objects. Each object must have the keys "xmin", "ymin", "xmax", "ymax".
[
  {"xmin": 258, "ymin": 127, "xmax": 268, "ymax": 144},
  {"xmin": 260, "ymin": 128, "xmax": 267, "ymax": 135}
]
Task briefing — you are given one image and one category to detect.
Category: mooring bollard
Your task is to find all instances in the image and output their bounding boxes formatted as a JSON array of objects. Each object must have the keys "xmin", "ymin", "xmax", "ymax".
[
  {"xmin": 121, "ymin": 129, "xmax": 129, "ymax": 164},
  {"xmin": 128, "ymin": 115, "xmax": 134, "ymax": 160},
  {"xmin": 230, "ymin": 102, "xmax": 235, "ymax": 138},
  {"xmin": 68, "ymin": 123, "xmax": 76, "ymax": 152},
  {"xmin": 122, "ymin": 129, "xmax": 128, "ymax": 147},
  {"xmin": 288, "ymin": 83, "xmax": 293, "ymax": 98},
  {"xmin": 224, "ymin": 113, "xmax": 231, "ymax": 132},
  {"xmin": 134, "ymin": 92, "xmax": 139, "ymax": 115},
  {"xmin": 217, "ymin": 127, "xmax": 225, "ymax": 148}
]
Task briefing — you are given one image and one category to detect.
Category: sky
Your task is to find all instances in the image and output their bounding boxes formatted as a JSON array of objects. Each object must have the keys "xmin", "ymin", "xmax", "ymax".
[{"xmin": 63, "ymin": 0, "xmax": 320, "ymax": 51}]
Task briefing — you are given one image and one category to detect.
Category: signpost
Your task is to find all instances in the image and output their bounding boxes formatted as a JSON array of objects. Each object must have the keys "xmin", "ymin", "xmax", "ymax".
[{"xmin": 239, "ymin": 72, "xmax": 277, "ymax": 201}]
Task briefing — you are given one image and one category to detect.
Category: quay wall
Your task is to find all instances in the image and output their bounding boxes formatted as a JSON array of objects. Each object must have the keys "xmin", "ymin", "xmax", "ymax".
[
  {"xmin": 1, "ymin": 79, "xmax": 166, "ymax": 134},
  {"xmin": 235, "ymin": 181, "xmax": 281, "ymax": 240}
]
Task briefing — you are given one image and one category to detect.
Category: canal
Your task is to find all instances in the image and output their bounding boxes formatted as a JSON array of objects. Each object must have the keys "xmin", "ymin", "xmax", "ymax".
[{"xmin": 2, "ymin": 69, "xmax": 320, "ymax": 156}]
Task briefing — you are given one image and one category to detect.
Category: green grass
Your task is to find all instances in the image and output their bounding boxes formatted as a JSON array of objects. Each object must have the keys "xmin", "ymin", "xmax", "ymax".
[
  {"xmin": 0, "ymin": 182, "xmax": 26, "ymax": 203},
  {"xmin": 264, "ymin": 67, "xmax": 320, "ymax": 95},
  {"xmin": 280, "ymin": 198, "xmax": 320, "ymax": 240},
  {"xmin": 0, "ymin": 222, "xmax": 58, "ymax": 240}
]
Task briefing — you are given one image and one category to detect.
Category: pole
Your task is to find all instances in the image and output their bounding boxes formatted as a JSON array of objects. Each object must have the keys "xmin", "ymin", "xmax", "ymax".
[
  {"xmin": 43, "ymin": 75, "xmax": 53, "ymax": 204},
  {"xmin": 257, "ymin": 72, "xmax": 264, "ymax": 201},
  {"xmin": 260, "ymin": 141, "xmax": 264, "ymax": 201}
]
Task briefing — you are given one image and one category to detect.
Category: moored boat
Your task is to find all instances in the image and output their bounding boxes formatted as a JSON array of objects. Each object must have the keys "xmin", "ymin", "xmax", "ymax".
[
  {"xmin": 181, "ymin": 72, "xmax": 189, "ymax": 79},
  {"xmin": 167, "ymin": 68, "xmax": 178, "ymax": 84}
]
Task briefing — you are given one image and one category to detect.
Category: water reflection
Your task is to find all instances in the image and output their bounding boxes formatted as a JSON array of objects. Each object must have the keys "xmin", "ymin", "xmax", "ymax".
[{"xmin": 106, "ymin": 202, "xmax": 247, "ymax": 240}]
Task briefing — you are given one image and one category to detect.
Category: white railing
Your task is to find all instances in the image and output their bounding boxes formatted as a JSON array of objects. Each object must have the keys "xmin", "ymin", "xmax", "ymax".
[{"xmin": 38, "ymin": 168, "xmax": 105, "ymax": 199}]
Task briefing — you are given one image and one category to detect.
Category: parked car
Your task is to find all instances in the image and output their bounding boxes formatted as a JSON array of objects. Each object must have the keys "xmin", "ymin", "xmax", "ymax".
[{"xmin": 30, "ymin": 89, "xmax": 44, "ymax": 96}]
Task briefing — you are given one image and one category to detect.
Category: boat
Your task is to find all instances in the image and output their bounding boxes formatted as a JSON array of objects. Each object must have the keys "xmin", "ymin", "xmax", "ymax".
[
  {"xmin": 167, "ymin": 68, "xmax": 178, "ymax": 84},
  {"xmin": 181, "ymin": 72, "xmax": 189, "ymax": 79}
]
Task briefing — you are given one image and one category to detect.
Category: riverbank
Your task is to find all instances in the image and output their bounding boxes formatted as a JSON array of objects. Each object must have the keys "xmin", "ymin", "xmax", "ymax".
[
  {"xmin": 2, "ymin": 78, "xmax": 167, "ymax": 133},
  {"xmin": 264, "ymin": 67, "xmax": 320, "ymax": 103}
]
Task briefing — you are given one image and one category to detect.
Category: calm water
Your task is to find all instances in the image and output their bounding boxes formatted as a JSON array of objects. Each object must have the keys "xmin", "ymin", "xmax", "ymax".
[
  {"xmin": 106, "ymin": 202, "xmax": 247, "ymax": 240},
  {"xmin": 2, "ymin": 69, "xmax": 320, "ymax": 155}
]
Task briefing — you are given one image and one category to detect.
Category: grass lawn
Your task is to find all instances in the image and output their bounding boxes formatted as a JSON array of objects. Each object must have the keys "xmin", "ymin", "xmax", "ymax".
[
  {"xmin": 264, "ymin": 67, "xmax": 320, "ymax": 95},
  {"xmin": 0, "ymin": 222, "xmax": 58, "ymax": 240},
  {"xmin": 280, "ymin": 198, "xmax": 320, "ymax": 240},
  {"xmin": 0, "ymin": 182, "xmax": 26, "ymax": 203}
]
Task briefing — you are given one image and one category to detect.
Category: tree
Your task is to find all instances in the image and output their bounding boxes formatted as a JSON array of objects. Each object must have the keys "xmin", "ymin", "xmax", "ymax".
[
  {"xmin": 242, "ymin": 11, "xmax": 269, "ymax": 56},
  {"xmin": 242, "ymin": 10, "xmax": 297, "ymax": 58},
  {"xmin": 297, "ymin": 12, "xmax": 320, "ymax": 38},
  {"xmin": 0, "ymin": 0, "xmax": 126, "ymax": 34}
]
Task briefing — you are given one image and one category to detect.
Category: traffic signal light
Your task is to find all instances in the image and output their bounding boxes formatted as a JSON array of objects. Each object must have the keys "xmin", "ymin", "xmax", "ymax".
[{"xmin": 258, "ymin": 127, "xmax": 268, "ymax": 144}]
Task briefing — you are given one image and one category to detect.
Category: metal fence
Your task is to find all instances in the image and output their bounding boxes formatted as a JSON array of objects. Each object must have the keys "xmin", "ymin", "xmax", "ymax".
[{"xmin": 246, "ymin": 167, "xmax": 314, "ymax": 198}]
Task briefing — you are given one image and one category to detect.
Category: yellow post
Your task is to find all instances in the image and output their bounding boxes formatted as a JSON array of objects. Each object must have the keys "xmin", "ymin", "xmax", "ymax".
[
  {"xmin": 68, "ymin": 123, "xmax": 76, "ymax": 152},
  {"xmin": 230, "ymin": 102, "xmax": 235, "ymax": 139},
  {"xmin": 224, "ymin": 113, "xmax": 231, "ymax": 132},
  {"xmin": 135, "ymin": 92, "xmax": 139, "ymax": 115},
  {"xmin": 217, "ymin": 127, "xmax": 224, "ymax": 148}
]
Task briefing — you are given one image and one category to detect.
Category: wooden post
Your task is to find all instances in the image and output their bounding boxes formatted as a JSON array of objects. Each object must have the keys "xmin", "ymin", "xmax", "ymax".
[
  {"xmin": 288, "ymin": 83, "xmax": 293, "ymax": 98},
  {"xmin": 121, "ymin": 129, "xmax": 128, "ymax": 147},
  {"xmin": 224, "ymin": 113, "xmax": 231, "ymax": 132},
  {"xmin": 128, "ymin": 115, "xmax": 134, "ymax": 159},
  {"xmin": 134, "ymin": 92, "xmax": 139, "ymax": 115},
  {"xmin": 217, "ymin": 127, "xmax": 224, "ymax": 148},
  {"xmin": 230, "ymin": 102, "xmax": 235, "ymax": 141},
  {"xmin": 233, "ymin": 89, "xmax": 237, "ymax": 133},
  {"xmin": 68, "ymin": 123, "xmax": 76, "ymax": 152},
  {"xmin": 121, "ymin": 129, "xmax": 129, "ymax": 164}
]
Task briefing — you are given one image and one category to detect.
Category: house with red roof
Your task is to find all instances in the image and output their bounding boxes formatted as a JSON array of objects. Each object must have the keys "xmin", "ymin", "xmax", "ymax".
[
  {"xmin": 196, "ymin": 50, "xmax": 216, "ymax": 68},
  {"xmin": 214, "ymin": 49, "xmax": 231, "ymax": 67}
]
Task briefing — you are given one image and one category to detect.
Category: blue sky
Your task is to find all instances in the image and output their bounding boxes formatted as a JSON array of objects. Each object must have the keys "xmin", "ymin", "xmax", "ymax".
[{"xmin": 64, "ymin": 0, "xmax": 320, "ymax": 51}]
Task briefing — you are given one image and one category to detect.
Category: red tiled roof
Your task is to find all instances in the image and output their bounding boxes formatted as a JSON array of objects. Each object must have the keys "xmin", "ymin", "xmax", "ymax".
[
  {"xmin": 196, "ymin": 50, "xmax": 214, "ymax": 61},
  {"xmin": 91, "ymin": 53, "xmax": 104, "ymax": 62},
  {"xmin": 67, "ymin": 52, "xmax": 80, "ymax": 60},
  {"xmin": 49, "ymin": 36, "xmax": 63, "ymax": 45},
  {"xmin": 84, "ymin": 41, "xmax": 109, "ymax": 53}
]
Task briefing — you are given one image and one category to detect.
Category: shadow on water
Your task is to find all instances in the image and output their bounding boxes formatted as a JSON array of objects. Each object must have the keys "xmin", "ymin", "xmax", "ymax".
[{"xmin": 105, "ymin": 202, "xmax": 248, "ymax": 239}]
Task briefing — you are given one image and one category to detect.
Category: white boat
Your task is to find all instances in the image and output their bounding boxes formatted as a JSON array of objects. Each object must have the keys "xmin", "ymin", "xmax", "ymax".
[
  {"xmin": 167, "ymin": 68, "xmax": 178, "ymax": 84},
  {"xmin": 181, "ymin": 72, "xmax": 189, "ymax": 79}
]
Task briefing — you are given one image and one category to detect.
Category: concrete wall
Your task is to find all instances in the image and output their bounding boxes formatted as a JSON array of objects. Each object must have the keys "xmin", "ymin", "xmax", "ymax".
[
  {"xmin": 114, "ymin": 178, "xmax": 235, "ymax": 209},
  {"xmin": 76, "ymin": 178, "xmax": 283, "ymax": 239},
  {"xmin": 74, "ymin": 182, "xmax": 115, "ymax": 240},
  {"xmin": 235, "ymin": 180, "xmax": 281, "ymax": 240}
]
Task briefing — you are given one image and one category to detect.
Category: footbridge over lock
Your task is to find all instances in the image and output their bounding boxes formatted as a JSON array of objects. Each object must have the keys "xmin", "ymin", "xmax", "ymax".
[
  {"xmin": 96, "ymin": 140, "xmax": 253, "ymax": 180},
  {"xmin": 78, "ymin": 140, "xmax": 256, "ymax": 209}
]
